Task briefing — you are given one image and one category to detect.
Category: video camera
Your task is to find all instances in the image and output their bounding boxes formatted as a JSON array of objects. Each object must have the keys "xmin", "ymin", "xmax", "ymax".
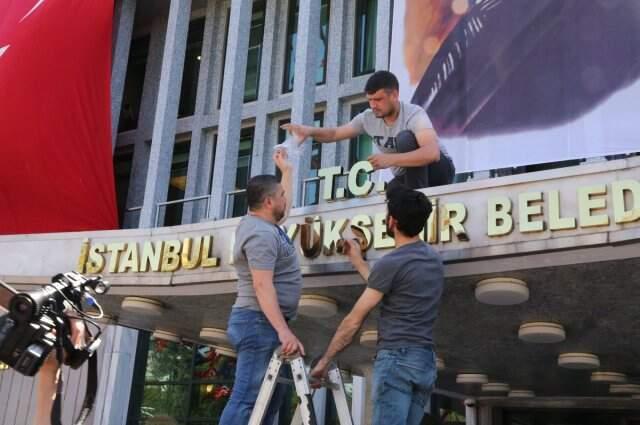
[{"xmin": 0, "ymin": 271, "xmax": 109, "ymax": 376}]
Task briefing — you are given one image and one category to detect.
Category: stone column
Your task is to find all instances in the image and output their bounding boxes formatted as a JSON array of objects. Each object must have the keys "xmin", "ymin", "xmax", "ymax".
[
  {"xmin": 182, "ymin": 0, "xmax": 219, "ymax": 224},
  {"xmin": 138, "ymin": 0, "xmax": 192, "ymax": 228},
  {"xmin": 313, "ymin": 387, "xmax": 327, "ymax": 424},
  {"xmin": 251, "ymin": 0, "xmax": 279, "ymax": 177},
  {"xmin": 290, "ymin": 0, "xmax": 321, "ymax": 207},
  {"xmin": 94, "ymin": 327, "xmax": 139, "ymax": 425},
  {"xmin": 123, "ymin": 12, "xmax": 167, "ymax": 229},
  {"xmin": 320, "ymin": 0, "xmax": 344, "ymax": 171},
  {"xmin": 207, "ymin": 0, "xmax": 253, "ymax": 220},
  {"xmin": 110, "ymin": 0, "xmax": 137, "ymax": 150},
  {"xmin": 352, "ymin": 363, "xmax": 374, "ymax": 425},
  {"xmin": 375, "ymin": 0, "xmax": 392, "ymax": 71}
]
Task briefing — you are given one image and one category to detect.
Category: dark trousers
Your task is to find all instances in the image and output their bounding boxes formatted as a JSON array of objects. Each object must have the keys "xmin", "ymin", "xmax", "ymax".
[{"xmin": 389, "ymin": 130, "xmax": 455, "ymax": 189}]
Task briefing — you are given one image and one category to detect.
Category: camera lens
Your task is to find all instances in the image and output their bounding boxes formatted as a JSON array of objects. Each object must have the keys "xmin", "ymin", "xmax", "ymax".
[{"xmin": 9, "ymin": 295, "xmax": 34, "ymax": 322}]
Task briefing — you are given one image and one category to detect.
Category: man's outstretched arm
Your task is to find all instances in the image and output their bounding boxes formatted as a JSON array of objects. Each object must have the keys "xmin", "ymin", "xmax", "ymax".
[
  {"xmin": 309, "ymin": 287, "xmax": 383, "ymax": 382},
  {"xmin": 281, "ymin": 122, "xmax": 362, "ymax": 143}
]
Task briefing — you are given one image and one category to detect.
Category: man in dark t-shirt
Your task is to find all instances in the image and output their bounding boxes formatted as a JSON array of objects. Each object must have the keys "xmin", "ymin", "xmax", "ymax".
[{"xmin": 310, "ymin": 182, "xmax": 444, "ymax": 425}]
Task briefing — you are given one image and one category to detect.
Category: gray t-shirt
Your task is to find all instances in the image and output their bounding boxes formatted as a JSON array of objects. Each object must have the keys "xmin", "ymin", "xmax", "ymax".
[
  {"xmin": 367, "ymin": 240, "xmax": 444, "ymax": 350},
  {"xmin": 232, "ymin": 215, "xmax": 302, "ymax": 319},
  {"xmin": 349, "ymin": 101, "xmax": 449, "ymax": 176}
]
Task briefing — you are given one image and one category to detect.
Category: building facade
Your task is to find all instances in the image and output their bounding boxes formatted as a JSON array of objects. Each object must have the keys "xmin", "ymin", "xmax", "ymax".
[{"xmin": 1, "ymin": 0, "xmax": 639, "ymax": 424}]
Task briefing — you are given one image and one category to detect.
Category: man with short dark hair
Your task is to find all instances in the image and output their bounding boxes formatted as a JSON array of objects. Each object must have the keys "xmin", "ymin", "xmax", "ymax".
[
  {"xmin": 283, "ymin": 70, "xmax": 454, "ymax": 189},
  {"xmin": 219, "ymin": 150, "xmax": 304, "ymax": 425},
  {"xmin": 310, "ymin": 182, "xmax": 444, "ymax": 425}
]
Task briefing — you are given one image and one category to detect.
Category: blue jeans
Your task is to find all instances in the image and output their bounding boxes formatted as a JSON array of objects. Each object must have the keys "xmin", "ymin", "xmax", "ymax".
[
  {"xmin": 218, "ymin": 308, "xmax": 288, "ymax": 425},
  {"xmin": 371, "ymin": 347, "xmax": 437, "ymax": 425}
]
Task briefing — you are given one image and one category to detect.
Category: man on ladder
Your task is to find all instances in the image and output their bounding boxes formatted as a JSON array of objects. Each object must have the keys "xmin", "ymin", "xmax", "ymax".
[
  {"xmin": 219, "ymin": 149, "xmax": 305, "ymax": 425},
  {"xmin": 310, "ymin": 182, "xmax": 445, "ymax": 425}
]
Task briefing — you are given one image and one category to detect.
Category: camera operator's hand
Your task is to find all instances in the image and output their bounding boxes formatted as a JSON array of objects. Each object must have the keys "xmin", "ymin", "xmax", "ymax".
[{"xmin": 34, "ymin": 318, "xmax": 88, "ymax": 425}]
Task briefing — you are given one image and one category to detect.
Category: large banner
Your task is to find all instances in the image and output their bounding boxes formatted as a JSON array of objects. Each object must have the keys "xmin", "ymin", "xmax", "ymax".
[
  {"xmin": 391, "ymin": 0, "xmax": 640, "ymax": 173},
  {"xmin": 0, "ymin": 0, "xmax": 117, "ymax": 234}
]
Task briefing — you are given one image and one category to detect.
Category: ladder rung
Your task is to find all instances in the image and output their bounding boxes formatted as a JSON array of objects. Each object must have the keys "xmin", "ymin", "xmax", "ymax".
[{"xmin": 249, "ymin": 349, "xmax": 353, "ymax": 425}]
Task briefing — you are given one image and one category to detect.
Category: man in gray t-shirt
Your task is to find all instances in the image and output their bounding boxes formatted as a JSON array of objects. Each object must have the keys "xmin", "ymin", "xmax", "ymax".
[
  {"xmin": 310, "ymin": 183, "xmax": 444, "ymax": 425},
  {"xmin": 283, "ymin": 70, "xmax": 454, "ymax": 189},
  {"xmin": 219, "ymin": 150, "xmax": 305, "ymax": 425}
]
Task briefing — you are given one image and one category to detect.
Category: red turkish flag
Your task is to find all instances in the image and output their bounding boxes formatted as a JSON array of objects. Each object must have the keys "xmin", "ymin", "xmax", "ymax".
[{"xmin": 0, "ymin": 0, "xmax": 118, "ymax": 235}]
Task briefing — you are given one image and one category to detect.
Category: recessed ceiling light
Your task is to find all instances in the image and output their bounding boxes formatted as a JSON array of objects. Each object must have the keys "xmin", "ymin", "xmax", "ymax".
[
  {"xmin": 508, "ymin": 390, "xmax": 535, "ymax": 398},
  {"xmin": 121, "ymin": 297, "xmax": 164, "ymax": 316},
  {"xmin": 152, "ymin": 330, "xmax": 181, "ymax": 343},
  {"xmin": 456, "ymin": 373, "xmax": 488, "ymax": 384},
  {"xmin": 436, "ymin": 356, "xmax": 445, "ymax": 371},
  {"xmin": 482, "ymin": 382, "xmax": 510, "ymax": 393},
  {"xmin": 591, "ymin": 372, "xmax": 627, "ymax": 384},
  {"xmin": 298, "ymin": 295, "xmax": 338, "ymax": 318},
  {"xmin": 359, "ymin": 330, "xmax": 377, "ymax": 348},
  {"xmin": 475, "ymin": 278, "xmax": 529, "ymax": 305},
  {"xmin": 518, "ymin": 322, "xmax": 566, "ymax": 343},
  {"xmin": 200, "ymin": 328, "xmax": 229, "ymax": 345},
  {"xmin": 558, "ymin": 353, "xmax": 600, "ymax": 370},
  {"xmin": 214, "ymin": 346, "xmax": 237, "ymax": 358},
  {"xmin": 609, "ymin": 384, "xmax": 640, "ymax": 394}
]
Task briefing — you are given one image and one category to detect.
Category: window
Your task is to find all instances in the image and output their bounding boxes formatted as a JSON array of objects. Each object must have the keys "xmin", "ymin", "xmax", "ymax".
[
  {"xmin": 354, "ymin": 0, "xmax": 377, "ymax": 76},
  {"xmin": 163, "ymin": 141, "xmax": 191, "ymax": 226},
  {"xmin": 218, "ymin": 10, "xmax": 231, "ymax": 109},
  {"xmin": 127, "ymin": 334, "xmax": 237, "ymax": 424},
  {"xmin": 231, "ymin": 128, "xmax": 254, "ymax": 218},
  {"xmin": 178, "ymin": 18, "xmax": 206, "ymax": 118},
  {"xmin": 283, "ymin": 0, "xmax": 330, "ymax": 93},
  {"xmin": 305, "ymin": 113, "xmax": 324, "ymax": 206},
  {"xmin": 244, "ymin": 2, "xmax": 266, "ymax": 102},
  {"xmin": 349, "ymin": 103, "xmax": 373, "ymax": 189},
  {"xmin": 119, "ymin": 35, "xmax": 150, "ymax": 132},
  {"xmin": 276, "ymin": 118, "xmax": 291, "ymax": 181},
  {"xmin": 349, "ymin": 103, "xmax": 373, "ymax": 167},
  {"xmin": 113, "ymin": 145, "xmax": 134, "ymax": 227}
]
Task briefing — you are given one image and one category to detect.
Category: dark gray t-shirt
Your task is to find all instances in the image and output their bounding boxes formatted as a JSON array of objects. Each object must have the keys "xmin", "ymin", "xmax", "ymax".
[
  {"xmin": 349, "ymin": 101, "xmax": 449, "ymax": 176},
  {"xmin": 367, "ymin": 240, "xmax": 444, "ymax": 350},
  {"xmin": 232, "ymin": 215, "xmax": 302, "ymax": 319}
]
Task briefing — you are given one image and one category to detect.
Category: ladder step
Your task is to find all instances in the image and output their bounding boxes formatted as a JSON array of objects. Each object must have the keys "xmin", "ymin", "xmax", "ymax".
[{"xmin": 249, "ymin": 349, "xmax": 353, "ymax": 425}]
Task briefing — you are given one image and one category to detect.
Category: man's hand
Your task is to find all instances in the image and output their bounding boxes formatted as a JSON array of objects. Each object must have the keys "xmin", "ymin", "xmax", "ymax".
[
  {"xmin": 342, "ymin": 239, "xmax": 364, "ymax": 265},
  {"xmin": 281, "ymin": 123, "xmax": 313, "ymax": 144},
  {"xmin": 273, "ymin": 148, "xmax": 292, "ymax": 173},
  {"xmin": 278, "ymin": 327, "xmax": 305, "ymax": 356},
  {"xmin": 368, "ymin": 153, "xmax": 395, "ymax": 170},
  {"xmin": 309, "ymin": 357, "xmax": 331, "ymax": 389}
]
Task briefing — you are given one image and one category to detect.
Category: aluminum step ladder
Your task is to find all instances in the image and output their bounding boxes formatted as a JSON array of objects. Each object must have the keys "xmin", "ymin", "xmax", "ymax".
[{"xmin": 248, "ymin": 349, "xmax": 353, "ymax": 425}]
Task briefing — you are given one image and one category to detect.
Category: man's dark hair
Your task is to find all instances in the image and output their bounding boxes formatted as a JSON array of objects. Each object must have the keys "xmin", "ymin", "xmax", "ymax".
[
  {"xmin": 385, "ymin": 182, "xmax": 433, "ymax": 237},
  {"xmin": 247, "ymin": 175, "xmax": 280, "ymax": 210},
  {"xmin": 364, "ymin": 70, "xmax": 400, "ymax": 94}
]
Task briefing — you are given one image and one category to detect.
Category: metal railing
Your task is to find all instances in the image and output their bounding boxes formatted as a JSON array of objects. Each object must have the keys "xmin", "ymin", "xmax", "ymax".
[{"xmin": 155, "ymin": 195, "xmax": 211, "ymax": 227}]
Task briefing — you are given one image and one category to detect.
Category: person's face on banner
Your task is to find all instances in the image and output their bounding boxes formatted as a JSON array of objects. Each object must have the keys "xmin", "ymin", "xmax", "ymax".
[{"xmin": 367, "ymin": 89, "xmax": 399, "ymax": 119}]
